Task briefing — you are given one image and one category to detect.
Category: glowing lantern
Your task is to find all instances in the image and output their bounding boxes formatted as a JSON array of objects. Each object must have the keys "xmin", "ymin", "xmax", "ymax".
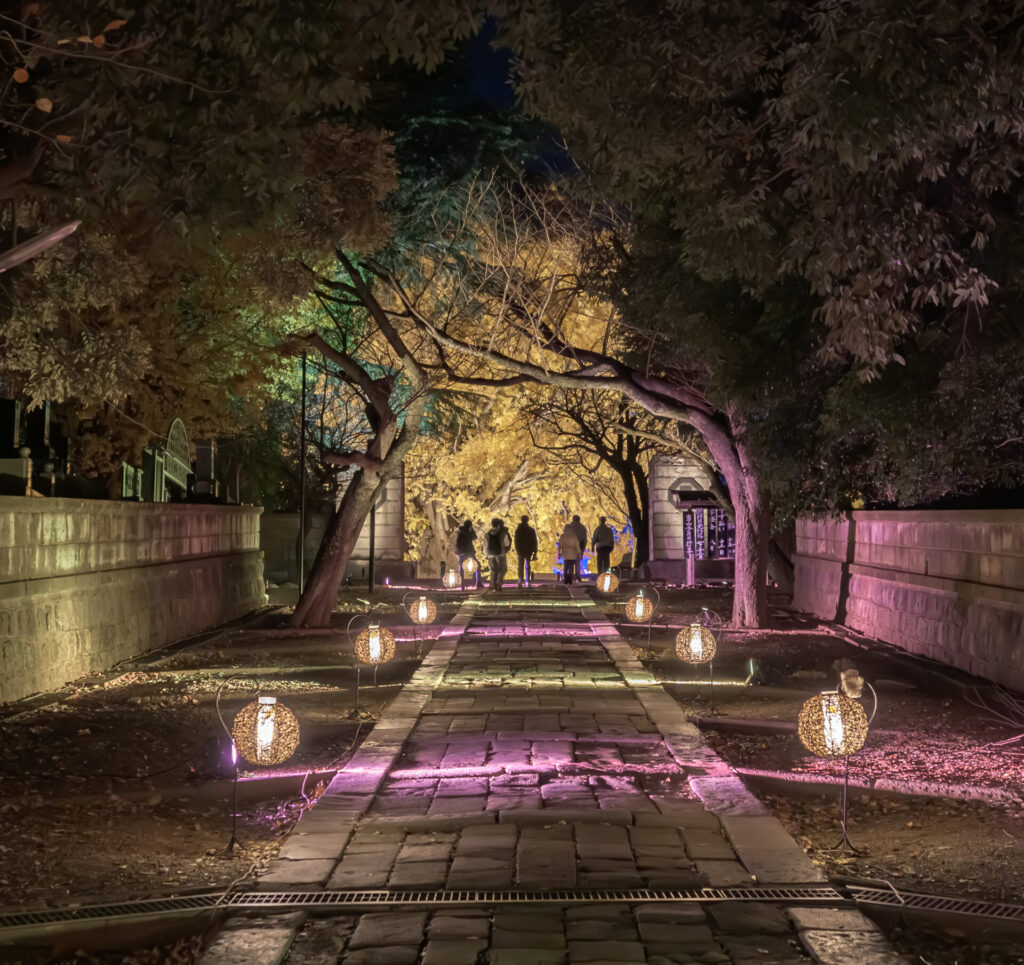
[
  {"xmin": 797, "ymin": 691, "xmax": 868, "ymax": 758},
  {"xmin": 676, "ymin": 623, "xmax": 717, "ymax": 664},
  {"xmin": 596, "ymin": 571, "xmax": 619, "ymax": 593},
  {"xmin": 442, "ymin": 568, "xmax": 460, "ymax": 589},
  {"xmin": 625, "ymin": 589, "xmax": 654, "ymax": 623},
  {"xmin": 462, "ymin": 557, "xmax": 478, "ymax": 576},
  {"xmin": 355, "ymin": 622, "xmax": 396, "ymax": 665},
  {"xmin": 231, "ymin": 696, "xmax": 300, "ymax": 766},
  {"xmin": 409, "ymin": 596, "xmax": 437, "ymax": 625}
]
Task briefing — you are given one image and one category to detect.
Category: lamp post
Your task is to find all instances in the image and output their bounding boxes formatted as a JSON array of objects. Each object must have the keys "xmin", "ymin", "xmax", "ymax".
[
  {"xmin": 797, "ymin": 690, "xmax": 869, "ymax": 852},
  {"xmin": 216, "ymin": 677, "xmax": 300, "ymax": 854},
  {"xmin": 676, "ymin": 623, "xmax": 719, "ymax": 713},
  {"xmin": 348, "ymin": 612, "xmax": 396, "ymax": 710},
  {"xmin": 624, "ymin": 586, "xmax": 659, "ymax": 647},
  {"xmin": 404, "ymin": 592, "xmax": 437, "ymax": 658}
]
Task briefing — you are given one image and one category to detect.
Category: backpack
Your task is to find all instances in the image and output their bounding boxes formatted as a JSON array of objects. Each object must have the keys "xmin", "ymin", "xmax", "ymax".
[{"xmin": 486, "ymin": 526, "xmax": 510, "ymax": 555}]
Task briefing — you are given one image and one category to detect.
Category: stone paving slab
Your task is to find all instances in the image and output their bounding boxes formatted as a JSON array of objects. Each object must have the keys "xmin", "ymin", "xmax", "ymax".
[{"xmin": 199, "ymin": 585, "xmax": 906, "ymax": 964}]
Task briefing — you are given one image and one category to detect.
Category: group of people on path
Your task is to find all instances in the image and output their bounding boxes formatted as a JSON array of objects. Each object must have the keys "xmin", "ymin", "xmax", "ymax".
[{"xmin": 452, "ymin": 513, "xmax": 616, "ymax": 590}]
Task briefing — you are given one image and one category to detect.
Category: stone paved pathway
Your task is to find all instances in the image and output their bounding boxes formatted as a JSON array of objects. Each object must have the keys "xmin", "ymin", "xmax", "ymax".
[{"xmin": 200, "ymin": 586, "xmax": 909, "ymax": 965}]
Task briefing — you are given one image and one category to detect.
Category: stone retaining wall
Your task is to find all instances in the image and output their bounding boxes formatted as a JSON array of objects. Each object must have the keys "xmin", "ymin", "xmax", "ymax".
[
  {"xmin": 793, "ymin": 510, "xmax": 1024, "ymax": 691},
  {"xmin": 262, "ymin": 472, "xmax": 406, "ymax": 584},
  {"xmin": 0, "ymin": 497, "xmax": 265, "ymax": 704}
]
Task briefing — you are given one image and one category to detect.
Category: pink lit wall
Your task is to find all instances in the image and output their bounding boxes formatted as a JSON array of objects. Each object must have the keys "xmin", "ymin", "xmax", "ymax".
[{"xmin": 794, "ymin": 510, "xmax": 1024, "ymax": 691}]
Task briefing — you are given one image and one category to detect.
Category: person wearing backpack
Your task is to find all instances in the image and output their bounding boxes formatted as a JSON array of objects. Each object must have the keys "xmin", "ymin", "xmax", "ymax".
[
  {"xmin": 485, "ymin": 517, "xmax": 512, "ymax": 591},
  {"xmin": 591, "ymin": 516, "xmax": 615, "ymax": 576},
  {"xmin": 455, "ymin": 519, "xmax": 479, "ymax": 589},
  {"xmin": 514, "ymin": 514, "xmax": 538, "ymax": 587}
]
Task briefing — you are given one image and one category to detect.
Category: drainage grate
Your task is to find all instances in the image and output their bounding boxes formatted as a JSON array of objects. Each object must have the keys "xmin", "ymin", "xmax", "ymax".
[
  {"xmin": 225, "ymin": 884, "xmax": 845, "ymax": 909},
  {"xmin": 848, "ymin": 885, "xmax": 1024, "ymax": 923},
  {"xmin": 4, "ymin": 884, "xmax": 1024, "ymax": 938},
  {"xmin": 0, "ymin": 885, "xmax": 843, "ymax": 932}
]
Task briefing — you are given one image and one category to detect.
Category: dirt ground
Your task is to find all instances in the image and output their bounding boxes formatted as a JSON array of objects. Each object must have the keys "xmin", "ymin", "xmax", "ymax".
[
  {"xmin": 607, "ymin": 585, "xmax": 1024, "ymax": 965},
  {"xmin": 0, "ymin": 589, "xmax": 455, "ymax": 911}
]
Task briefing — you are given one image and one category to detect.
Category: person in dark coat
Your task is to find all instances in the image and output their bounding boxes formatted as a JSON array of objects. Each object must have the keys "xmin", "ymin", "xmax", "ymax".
[
  {"xmin": 485, "ymin": 517, "xmax": 512, "ymax": 590},
  {"xmin": 455, "ymin": 519, "xmax": 479, "ymax": 588},
  {"xmin": 591, "ymin": 516, "xmax": 615, "ymax": 575},
  {"xmin": 514, "ymin": 515, "xmax": 538, "ymax": 587}
]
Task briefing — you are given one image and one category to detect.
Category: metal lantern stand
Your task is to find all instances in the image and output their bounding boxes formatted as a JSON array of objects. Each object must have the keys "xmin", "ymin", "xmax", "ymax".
[
  {"xmin": 403, "ymin": 591, "xmax": 437, "ymax": 659},
  {"xmin": 623, "ymin": 585, "xmax": 660, "ymax": 649},
  {"xmin": 829, "ymin": 681, "xmax": 878, "ymax": 853},
  {"xmin": 214, "ymin": 674, "xmax": 260, "ymax": 856},
  {"xmin": 347, "ymin": 612, "xmax": 370, "ymax": 713},
  {"xmin": 699, "ymin": 609, "xmax": 720, "ymax": 715}
]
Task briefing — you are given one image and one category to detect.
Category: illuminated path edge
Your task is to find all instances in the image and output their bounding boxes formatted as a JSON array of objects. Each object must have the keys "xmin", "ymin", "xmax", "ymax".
[{"xmin": 195, "ymin": 586, "xmax": 906, "ymax": 965}]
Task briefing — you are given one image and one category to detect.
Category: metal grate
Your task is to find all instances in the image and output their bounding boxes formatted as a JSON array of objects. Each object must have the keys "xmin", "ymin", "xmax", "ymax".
[
  {"xmin": 848, "ymin": 885, "xmax": 1024, "ymax": 923},
  {"xmin": 4, "ymin": 883, "xmax": 1024, "ymax": 939},
  {"xmin": 0, "ymin": 885, "xmax": 842, "ymax": 933},
  {"xmin": 224, "ymin": 885, "xmax": 846, "ymax": 909}
]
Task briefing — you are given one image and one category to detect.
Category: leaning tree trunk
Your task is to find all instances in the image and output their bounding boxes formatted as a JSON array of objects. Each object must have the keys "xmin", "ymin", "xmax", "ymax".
[
  {"xmin": 696, "ymin": 416, "xmax": 769, "ymax": 627},
  {"xmin": 291, "ymin": 468, "xmax": 381, "ymax": 627},
  {"xmin": 729, "ymin": 476, "xmax": 769, "ymax": 627}
]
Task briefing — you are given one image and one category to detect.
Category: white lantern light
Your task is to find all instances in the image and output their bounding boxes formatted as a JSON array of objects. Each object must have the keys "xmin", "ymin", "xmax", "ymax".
[
  {"xmin": 597, "ymin": 571, "xmax": 619, "ymax": 593},
  {"xmin": 231, "ymin": 695, "xmax": 300, "ymax": 766},
  {"xmin": 675, "ymin": 623, "xmax": 717, "ymax": 664},
  {"xmin": 443, "ymin": 568, "xmax": 460, "ymax": 589},
  {"xmin": 625, "ymin": 590, "xmax": 654, "ymax": 623}
]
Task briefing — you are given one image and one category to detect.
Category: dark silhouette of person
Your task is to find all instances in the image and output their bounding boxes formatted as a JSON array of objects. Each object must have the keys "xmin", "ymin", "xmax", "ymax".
[{"xmin": 514, "ymin": 514, "xmax": 538, "ymax": 587}]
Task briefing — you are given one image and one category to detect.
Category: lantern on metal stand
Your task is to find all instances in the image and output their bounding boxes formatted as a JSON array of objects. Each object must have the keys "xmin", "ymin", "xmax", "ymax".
[
  {"xmin": 348, "ymin": 612, "xmax": 397, "ymax": 712},
  {"xmin": 676, "ymin": 622, "xmax": 719, "ymax": 713},
  {"xmin": 460, "ymin": 556, "xmax": 478, "ymax": 589},
  {"xmin": 442, "ymin": 567, "xmax": 461, "ymax": 590},
  {"xmin": 797, "ymin": 685, "xmax": 873, "ymax": 852},
  {"xmin": 596, "ymin": 568, "xmax": 620, "ymax": 595},
  {"xmin": 404, "ymin": 592, "xmax": 437, "ymax": 658},
  {"xmin": 624, "ymin": 586, "xmax": 659, "ymax": 648},
  {"xmin": 216, "ymin": 676, "xmax": 300, "ymax": 854}
]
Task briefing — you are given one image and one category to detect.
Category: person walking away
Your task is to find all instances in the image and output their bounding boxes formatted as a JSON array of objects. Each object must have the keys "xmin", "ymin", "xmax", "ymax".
[
  {"xmin": 592, "ymin": 516, "xmax": 615, "ymax": 576},
  {"xmin": 485, "ymin": 517, "xmax": 512, "ymax": 591},
  {"xmin": 514, "ymin": 515, "xmax": 538, "ymax": 587},
  {"xmin": 558, "ymin": 522, "xmax": 582, "ymax": 585},
  {"xmin": 455, "ymin": 519, "xmax": 479, "ymax": 589}
]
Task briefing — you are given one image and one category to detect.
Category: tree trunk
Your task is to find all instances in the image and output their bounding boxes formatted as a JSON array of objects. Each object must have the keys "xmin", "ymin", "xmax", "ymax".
[
  {"xmin": 730, "ymin": 479, "xmax": 769, "ymax": 627},
  {"xmin": 631, "ymin": 464, "xmax": 650, "ymax": 566},
  {"xmin": 693, "ymin": 417, "xmax": 769, "ymax": 627},
  {"xmin": 291, "ymin": 469, "xmax": 381, "ymax": 627}
]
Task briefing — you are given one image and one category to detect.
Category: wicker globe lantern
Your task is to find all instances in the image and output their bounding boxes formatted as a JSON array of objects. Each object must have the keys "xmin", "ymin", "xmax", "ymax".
[
  {"xmin": 462, "ymin": 557, "xmax": 478, "ymax": 577},
  {"xmin": 442, "ymin": 568, "xmax": 460, "ymax": 589},
  {"xmin": 231, "ymin": 696, "xmax": 300, "ymax": 766},
  {"xmin": 798, "ymin": 691, "xmax": 869, "ymax": 758},
  {"xmin": 355, "ymin": 621, "xmax": 397, "ymax": 665},
  {"xmin": 596, "ymin": 571, "xmax": 619, "ymax": 594},
  {"xmin": 625, "ymin": 589, "xmax": 654, "ymax": 624},
  {"xmin": 409, "ymin": 595, "xmax": 437, "ymax": 625},
  {"xmin": 676, "ymin": 623, "xmax": 717, "ymax": 664}
]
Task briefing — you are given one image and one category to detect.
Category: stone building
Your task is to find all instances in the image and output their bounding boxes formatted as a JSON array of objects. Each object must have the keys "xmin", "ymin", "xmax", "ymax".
[{"xmin": 647, "ymin": 454, "xmax": 735, "ymax": 584}]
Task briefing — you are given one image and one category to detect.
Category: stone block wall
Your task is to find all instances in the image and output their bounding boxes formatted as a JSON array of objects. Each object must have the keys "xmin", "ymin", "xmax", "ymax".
[
  {"xmin": 794, "ymin": 510, "xmax": 1024, "ymax": 691},
  {"xmin": 262, "ymin": 472, "xmax": 406, "ymax": 584},
  {"xmin": 0, "ymin": 498, "xmax": 265, "ymax": 704}
]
